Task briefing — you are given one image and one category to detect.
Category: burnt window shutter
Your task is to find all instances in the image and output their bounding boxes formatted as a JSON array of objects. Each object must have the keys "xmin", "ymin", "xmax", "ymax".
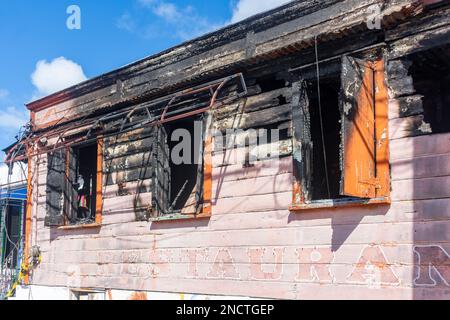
[
  {"xmin": 65, "ymin": 148, "xmax": 79, "ymax": 223},
  {"xmin": 373, "ymin": 59, "xmax": 390, "ymax": 198},
  {"xmin": 195, "ymin": 113, "xmax": 212, "ymax": 213},
  {"xmin": 45, "ymin": 149, "xmax": 67, "ymax": 227},
  {"xmin": 340, "ymin": 56, "xmax": 377, "ymax": 198},
  {"xmin": 292, "ymin": 80, "xmax": 313, "ymax": 204},
  {"xmin": 152, "ymin": 125, "xmax": 171, "ymax": 217}
]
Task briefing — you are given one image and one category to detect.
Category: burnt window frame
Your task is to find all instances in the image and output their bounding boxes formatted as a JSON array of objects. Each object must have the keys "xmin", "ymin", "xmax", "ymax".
[
  {"xmin": 44, "ymin": 138, "xmax": 103, "ymax": 229},
  {"xmin": 150, "ymin": 112, "xmax": 213, "ymax": 221},
  {"xmin": 290, "ymin": 56, "xmax": 391, "ymax": 211}
]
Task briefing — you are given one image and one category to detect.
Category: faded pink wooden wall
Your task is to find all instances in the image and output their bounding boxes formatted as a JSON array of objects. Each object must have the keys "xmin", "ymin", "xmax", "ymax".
[{"xmin": 27, "ymin": 96, "xmax": 450, "ymax": 300}]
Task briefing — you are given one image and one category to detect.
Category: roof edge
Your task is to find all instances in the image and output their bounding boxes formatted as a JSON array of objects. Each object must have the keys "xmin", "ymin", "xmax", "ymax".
[{"xmin": 26, "ymin": 0, "xmax": 335, "ymax": 112}]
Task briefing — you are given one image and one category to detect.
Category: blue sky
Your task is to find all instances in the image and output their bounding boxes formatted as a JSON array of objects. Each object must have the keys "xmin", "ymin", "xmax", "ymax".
[{"xmin": 0, "ymin": 0, "xmax": 290, "ymax": 169}]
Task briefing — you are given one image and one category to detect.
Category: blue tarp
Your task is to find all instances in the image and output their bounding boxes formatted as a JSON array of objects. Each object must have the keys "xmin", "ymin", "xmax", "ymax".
[{"xmin": 0, "ymin": 186, "xmax": 27, "ymax": 201}]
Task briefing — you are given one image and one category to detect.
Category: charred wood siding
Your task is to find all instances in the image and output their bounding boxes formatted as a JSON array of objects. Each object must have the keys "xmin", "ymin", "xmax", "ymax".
[
  {"xmin": 44, "ymin": 150, "xmax": 66, "ymax": 227},
  {"xmin": 387, "ymin": 5, "xmax": 450, "ymax": 139},
  {"xmin": 28, "ymin": 0, "xmax": 417, "ymax": 131},
  {"xmin": 100, "ymin": 78, "xmax": 294, "ymax": 220}
]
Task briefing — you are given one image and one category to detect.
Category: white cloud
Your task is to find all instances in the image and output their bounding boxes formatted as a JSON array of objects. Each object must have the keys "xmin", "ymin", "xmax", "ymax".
[
  {"xmin": 0, "ymin": 89, "xmax": 9, "ymax": 100},
  {"xmin": 0, "ymin": 106, "xmax": 28, "ymax": 130},
  {"xmin": 0, "ymin": 163, "xmax": 27, "ymax": 185},
  {"xmin": 117, "ymin": 12, "xmax": 136, "ymax": 32},
  {"xmin": 120, "ymin": 0, "xmax": 291, "ymax": 42},
  {"xmin": 31, "ymin": 57, "xmax": 88, "ymax": 98},
  {"xmin": 153, "ymin": 2, "xmax": 180, "ymax": 21},
  {"xmin": 121, "ymin": 1, "xmax": 221, "ymax": 41},
  {"xmin": 230, "ymin": 0, "xmax": 292, "ymax": 23}
]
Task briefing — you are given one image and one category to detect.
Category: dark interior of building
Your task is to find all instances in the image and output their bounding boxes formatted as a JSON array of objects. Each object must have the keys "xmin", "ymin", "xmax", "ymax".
[
  {"xmin": 164, "ymin": 116, "xmax": 202, "ymax": 212},
  {"xmin": 409, "ymin": 44, "xmax": 450, "ymax": 134},
  {"xmin": 306, "ymin": 74, "xmax": 343, "ymax": 201},
  {"xmin": 75, "ymin": 143, "xmax": 98, "ymax": 222}
]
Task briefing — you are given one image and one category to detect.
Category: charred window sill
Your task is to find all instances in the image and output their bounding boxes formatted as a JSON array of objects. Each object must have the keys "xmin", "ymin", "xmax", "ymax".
[
  {"xmin": 289, "ymin": 197, "xmax": 391, "ymax": 211},
  {"xmin": 58, "ymin": 223, "xmax": 102, "ymax": 230}
]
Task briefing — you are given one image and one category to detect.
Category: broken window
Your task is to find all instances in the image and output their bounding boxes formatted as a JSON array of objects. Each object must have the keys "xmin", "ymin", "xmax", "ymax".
[
  {"xmin": 148, "ymin": 74, "xmax": 245, "ymax": 219},
  {"xmin": 45, "ymin": 140, "xmax": 103, "ymax": 227},
  {"xmin": 67, "ymin": 143, "xmax": 98, "ymax": 224},
  {"xmin": 408, "ymin": 44, "xmax": 450, "ymax": 134},
  {"xmin": 43, "ymin": 74, "xmax": 244, "ymax": 223},
  {"xmin": 307, "ymin": 75, "xmax": 342, "ymax": 200},
  {"xmin": 152, "ymin": 114, "xmax": 207, "ymax": 218},
  {"xmin": 292, "ymin": 56, "xmax": 390, "ymax": 207}
]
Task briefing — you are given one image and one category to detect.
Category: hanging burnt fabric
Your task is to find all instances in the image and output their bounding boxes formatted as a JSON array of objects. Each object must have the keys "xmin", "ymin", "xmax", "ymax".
[
  {"xmin": 340, "ymin": 56, "xmax": 377, "ymax": 198},
  {"xmin": 292, "ymin": 80, "xmax": 313, "ymax": 204},
  {"xmin": 45, "ymin": 149, "xmax": 67, "ymax": 226},
  {"xmin": 152, "ymin": 125, "xmax": 171, "ymax": 217}
]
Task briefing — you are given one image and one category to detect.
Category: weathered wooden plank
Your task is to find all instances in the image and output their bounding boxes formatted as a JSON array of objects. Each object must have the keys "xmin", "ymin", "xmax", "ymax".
[
  {"xmin": 212, "ymin": 156, "xmax": 291, "ymax": 183},
  {"xmin": 388, "ymin": 76, "xmax": 415, "ymax": 97},
  {"xmin": 213, "ymin": 191, "xmax": 292, "ymax": 215},
  {"xmin": 212, "ymin": 172, "xmax": 292, "ymax": 199},
  {"xmin": 385, "ymin": 5, "xmax": 450, "ymax": 42},
  {"xmin": 390, "ymin": 132, "xmax": 450, "ymax": 160},
  {"xmin": 212, "ymin": 140, "xmax": 292, "ymax": 166},
  {"xmin": 387, "ymin": 59, "xmax": 412, "ymax": 80},
  {"xmin": 214, "ymin": 87, "xmax": 292, "ymax": 121},
  {"xmin": 105, "ymin": 151, "xmax": 152, "ymax": 173},
  {"xmin": 388, "ymin": 24, "xmax": 450, "ymax": 59},
  {"xmin": 392, "ymin": 176, "xmax": 450, "ymax": 201},
  {"xmin": 388, "ymin": 95, "xmax": 424, "ymax": 120},
  {"xmin": 389, "ymin": 114, "xmax": 432, "ymax": 140},
  {"xmin": 103, "ymin": 192, "xmax": 152, "ymax": 214},
  {"xmin": 104, "ymin": 127, "xmax": 155, "ymax": 145},
  {"xmin": 103, "ymin": 179, "xmax": 152, "ymax": 199},
  {"xmin": 214, "ymin": 121, "xmax": 292, "ymax": 151},
  {"xmin": 104, "ymin": 136, "xmax": 153, "ymax": 160},
  {"xmin": 392, "ymin": 153, "xmax": 450, "ymax": 181},
  {"xmin": 105, "ymin": 166, "xmax": 153, "ymax": 186},
  {"xmin": 214, "ymin": 103, "xmax": 292, "ymax": 131}
]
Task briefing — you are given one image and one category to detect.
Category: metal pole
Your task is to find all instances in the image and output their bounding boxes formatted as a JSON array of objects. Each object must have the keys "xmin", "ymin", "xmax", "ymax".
[{"xmin": 0, "ymin": 199, "xmax": 5, "ymax": 266}]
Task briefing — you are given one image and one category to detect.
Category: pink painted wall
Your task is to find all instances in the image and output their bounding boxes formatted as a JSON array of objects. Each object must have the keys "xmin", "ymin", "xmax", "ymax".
[
  {"xmin": 26, "ymin": 87, "xmax": 450, "ymax": 300},
  {"xmin": 28, "ymin": 135, "xmax": 450, "ymax": 299}
]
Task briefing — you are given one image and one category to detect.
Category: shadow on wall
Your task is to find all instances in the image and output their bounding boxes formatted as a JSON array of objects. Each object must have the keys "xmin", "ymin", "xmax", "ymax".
[
  {"xmin": 408, "ymin": 43, "xmax": 450, "ymax": 299},
  {"xmin": 288, "ymin": 205, "xmax": 390, "ymax": 252},
  {"xmin": 49, "ymin": 225, "xmax": 101, "ymax": 242}
]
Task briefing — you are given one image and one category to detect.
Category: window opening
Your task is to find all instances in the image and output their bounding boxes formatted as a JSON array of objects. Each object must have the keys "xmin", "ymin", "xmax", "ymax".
[
  {"xmin": 408, "ymin": 44, "xmax": 450, "ymax": 134},
  {"xmin": 71, "ymin": 143, "xmax": 98, "ymax": 224},
  {"xmin": 307, "ymin": 76, "xmax": 343, "ymax": 200}
]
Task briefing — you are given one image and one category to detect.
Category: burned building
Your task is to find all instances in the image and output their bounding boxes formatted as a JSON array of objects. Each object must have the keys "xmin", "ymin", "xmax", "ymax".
[{"xmin": 5, "ymin": 0, "xmax": 450, "ymax": 300}]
